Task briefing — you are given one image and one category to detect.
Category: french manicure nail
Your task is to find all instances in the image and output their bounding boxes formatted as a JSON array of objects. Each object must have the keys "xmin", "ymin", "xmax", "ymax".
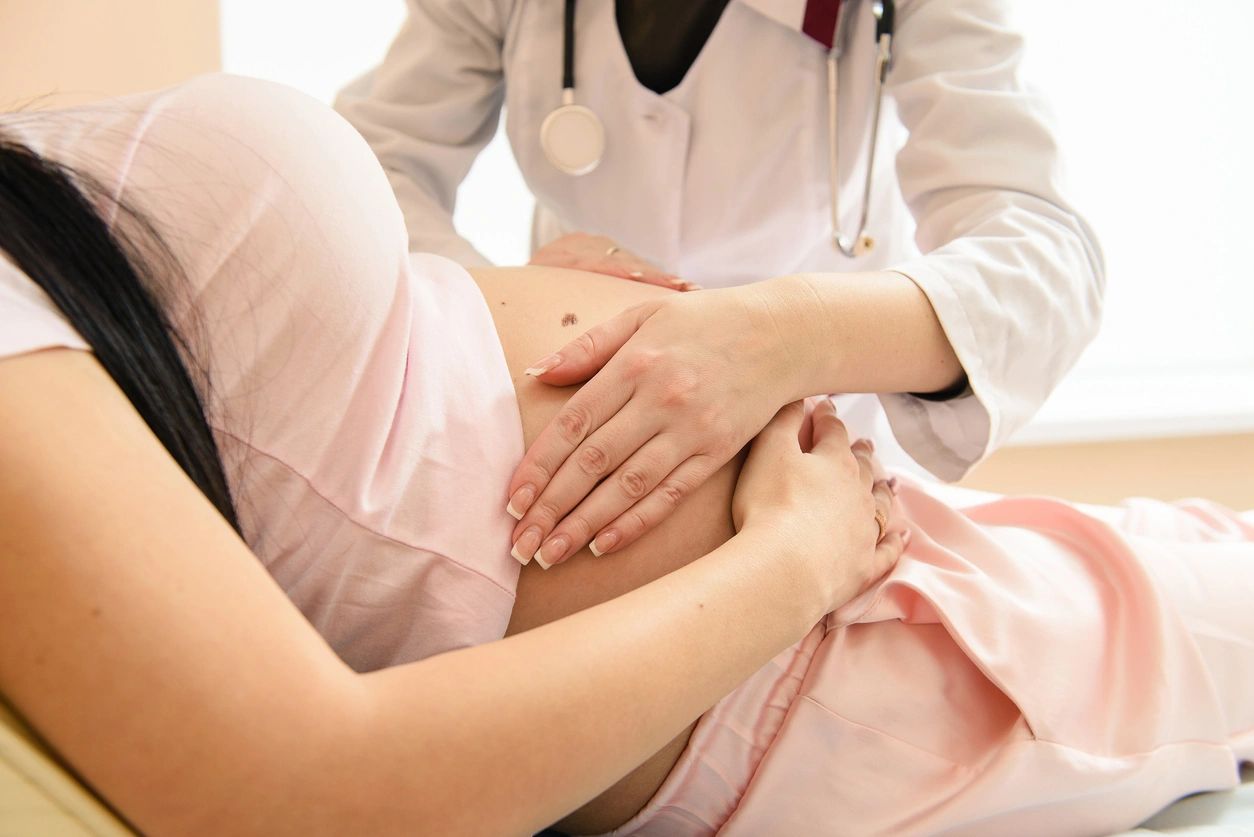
[
  {"xmin": 525, "ymin": 354, "xmax": 562, "ymax": 377},
  {"xmin": 510, "ymin": 542, "xmax": 532, "ymax": 565},
  {"xmin": 590, "ymin": 531, "xmax": 620, "ymax": 557},
  {"xmin": 629, "ymin": 270, "xmax": 645, "ymax": 279},
  {"xmin": 535, "ymin": 535, "xmax": 570, "ymax": 569},
  {"xmin": 506, "ymin": 485, "xmax": 536, "ymax": 520},
  {"xmin": 512, "ymin": 526, "xmax": 542, "ymax": 566}
]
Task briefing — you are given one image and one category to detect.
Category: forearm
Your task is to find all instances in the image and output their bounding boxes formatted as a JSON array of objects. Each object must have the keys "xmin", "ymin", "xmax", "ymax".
[
  {"xmin": 760, "ymin": 271, "xmax": 965, "ymax": 399},
  {"xmin": 333, "ymin": 526, "xmax": 822, "ymax": 835}
]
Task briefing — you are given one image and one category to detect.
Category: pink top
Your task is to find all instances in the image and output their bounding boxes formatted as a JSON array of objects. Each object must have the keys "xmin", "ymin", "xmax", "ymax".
[{"xmin": 0, "ymin": 75, "xmax": 525, "ymax": 671}]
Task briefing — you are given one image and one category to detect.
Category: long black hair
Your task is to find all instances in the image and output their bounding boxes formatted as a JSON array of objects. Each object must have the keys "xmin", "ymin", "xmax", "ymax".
[{"xmin": 0, "ymin": 133, "xmax": 240, "ymax": 533}]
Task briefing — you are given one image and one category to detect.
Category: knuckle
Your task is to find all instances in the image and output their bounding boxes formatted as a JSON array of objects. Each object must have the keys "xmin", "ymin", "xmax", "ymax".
[
  {"xmin": 570, "ymin": 330, "xmax": 599, "ymax": 360},
  {"xmin": 624, "ymin": 348, "xmax": 664, "ymax": 379},
  {"xmin": 560, "ymin": 514, "xmax": 594, "ymax": 541},
  {"xmin": 576, "ymin": 444, "xmax": 611, "ymax": 477},
  {"xmin": 555, "ymin": 406, "xmax": 591, "ymax": 444},
  {"xmin": 625, "ymin": 508, "xmax": 651, "ymax": 536},
  {"xmin": 530, "ymin": 498, "xmax": 564, "ymax": 527},
  {"xmin": 656, "ymin": 478, "xmax": 690, "ymax": 509},
  {"xmin": 618, "ymin": 467, "xmax": 651, "ymax": 500},
  {"xmin": 657, "ymin": 373, "xmax": 699, "ymax": 409}
]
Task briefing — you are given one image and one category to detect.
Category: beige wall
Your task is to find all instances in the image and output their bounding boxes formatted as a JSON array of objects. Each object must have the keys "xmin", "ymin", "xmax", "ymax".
[
  {"xmin": 960, "ymin": 433, "xmax": 1254, "ymax": 511},
  {"xmin": 0, "ymin": 0, "xmax": 220, "ymax": 108}
]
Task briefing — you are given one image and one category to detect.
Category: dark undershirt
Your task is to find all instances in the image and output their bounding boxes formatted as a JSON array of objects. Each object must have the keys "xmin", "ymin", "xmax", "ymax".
[
  {"xmin": 613, "ymin": 0, "xmax": 970, "ymax": 401},
  {"xmin": 615, "ymin": 0, "xmax": 732, "ymax": 94}
]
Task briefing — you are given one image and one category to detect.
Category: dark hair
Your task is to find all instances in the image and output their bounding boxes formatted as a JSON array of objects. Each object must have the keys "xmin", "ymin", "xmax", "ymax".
[{"xmin": 0, "ymin": 134, "xmax": 240, "ymax": 533}]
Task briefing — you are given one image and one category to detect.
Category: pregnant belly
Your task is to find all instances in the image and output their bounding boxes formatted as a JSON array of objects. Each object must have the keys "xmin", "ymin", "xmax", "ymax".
[{"xmin": 470, "ymin": 266, "xmax": 744, "ymax": 833}]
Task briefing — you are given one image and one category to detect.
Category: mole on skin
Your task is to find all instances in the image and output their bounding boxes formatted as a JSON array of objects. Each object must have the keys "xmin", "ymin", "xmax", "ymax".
[{"xmin": 561, "ymin": 312, "xmax": 578, "ymax": 327}]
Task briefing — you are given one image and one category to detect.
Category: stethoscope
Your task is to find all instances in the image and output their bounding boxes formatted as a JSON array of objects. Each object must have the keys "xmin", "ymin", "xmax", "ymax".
[{"xmin": 540, "ymin": 0, "xmax": 897, "ymax": 259}]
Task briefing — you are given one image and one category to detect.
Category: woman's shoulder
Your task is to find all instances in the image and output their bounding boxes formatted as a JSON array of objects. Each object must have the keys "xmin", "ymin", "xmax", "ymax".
[{"xmin": 137, "ymin": 74, "xmax": 410, "ymax": 260}]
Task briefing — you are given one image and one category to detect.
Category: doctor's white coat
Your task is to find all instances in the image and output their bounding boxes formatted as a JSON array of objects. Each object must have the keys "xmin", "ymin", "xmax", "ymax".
[{"xmin": 336, "ymin": 0, "xmax": 1105, "ymax": 481}]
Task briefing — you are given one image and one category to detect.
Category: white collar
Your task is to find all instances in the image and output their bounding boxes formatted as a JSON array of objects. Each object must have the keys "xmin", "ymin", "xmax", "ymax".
[{"xmin": 735, "ymin": 0, "xmax": 809, "ymax": 33}]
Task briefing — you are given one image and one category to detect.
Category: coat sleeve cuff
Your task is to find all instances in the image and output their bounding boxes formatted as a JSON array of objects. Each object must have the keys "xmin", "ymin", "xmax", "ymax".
[{"xmin": 876, "ymin": 264, "xmax": 998, "ymax": 481}]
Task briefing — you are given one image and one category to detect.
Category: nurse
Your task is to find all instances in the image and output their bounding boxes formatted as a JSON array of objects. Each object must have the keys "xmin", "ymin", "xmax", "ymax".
[{"xmin": 336, "ymin": 0, "xmax": 1105, "ymax": 568}]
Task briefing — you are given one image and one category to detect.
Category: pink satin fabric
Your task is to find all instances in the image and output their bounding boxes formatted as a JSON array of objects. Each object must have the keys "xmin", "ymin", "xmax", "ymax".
[
  {"xmin": 611, "ymin": 484, "xmax": 1254, "ymax": 836},
  {"xmin": 0, "ymin": 75, "xmax": 525, "ymax": 672}
]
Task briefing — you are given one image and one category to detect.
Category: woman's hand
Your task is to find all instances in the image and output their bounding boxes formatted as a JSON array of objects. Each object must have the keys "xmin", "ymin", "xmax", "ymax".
[
  {"xmin": 506, "ymin": 284, "xmax": 815, "ymax": 568},
  {"xmin": 529, "ymin": 232, "xmax": 700, "ymax": 291},
  {"xmin": 734, "ymin": 399, "xmax": 906, "ymax": 612}
]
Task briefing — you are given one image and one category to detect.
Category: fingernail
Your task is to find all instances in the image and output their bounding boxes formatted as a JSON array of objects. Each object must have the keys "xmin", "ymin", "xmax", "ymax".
[
  {"xmin": 590, "ymin": 531, "xmax": 620, "ymax": 557},
  {"xmin": 506, "ymin": 485, "xmax": 535, "ymax": 520},
  {"xmin": 535, "ymin": 535, "xmax": 570, "ymax": 569},
  {"xmin": 681, "ymin": 282, "xmax": 704, "ymax": 292},
  {"xmin": 629, "ymin": 270, "xmax": 645, "ymax": 279},
  {"xmin": 865, "ymin": 438, "xmax": 876, "ymax": 453},
  {"xmin": 525, "ymin": 354, "xmax": 562, "ymax": 377},
  {"xmin": 512, "ymin": 526, "xmax": 542, "ymax": 566},
  {"xmin": 902, "ymin": 529, "xmax": 912, "ymax": 547},
  {"xmin": 667, "ymin": 276, "xmax": 685, "ymax": 287},
  {"xmin": 887, "ymin": 476, "xmax": 900, "ymax": 496}
]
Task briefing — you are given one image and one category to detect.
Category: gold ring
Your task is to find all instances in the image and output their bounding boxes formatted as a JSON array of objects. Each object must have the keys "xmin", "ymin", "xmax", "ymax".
[
  {"xmin": 605, "ymin": 245, "xmax": 620, "ymax": 257},
  {"xmin": 874, "ymin": 508, "xmax": 888, "ymax": 544}
]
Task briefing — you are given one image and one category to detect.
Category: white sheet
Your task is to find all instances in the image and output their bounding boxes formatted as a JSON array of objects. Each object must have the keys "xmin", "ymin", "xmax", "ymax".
[{"xmin": 1119, "ymin": 763, "xmax": 1254, "ymax": 835}]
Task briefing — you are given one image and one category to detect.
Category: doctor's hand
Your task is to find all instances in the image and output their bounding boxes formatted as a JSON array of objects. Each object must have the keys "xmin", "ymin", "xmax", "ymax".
[
  {"xmin": 529, "ymin": 232, "xmax": 701, "ymax": 291},
  {"xmin": 506, "ymin": 284, "xmax": 813, "ymax": 568}
]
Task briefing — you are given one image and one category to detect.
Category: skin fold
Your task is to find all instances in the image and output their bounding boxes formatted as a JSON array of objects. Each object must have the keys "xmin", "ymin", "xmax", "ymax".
[{"xmin": 475, "ymin": 266, "xmax": 748, "ymax": 833}]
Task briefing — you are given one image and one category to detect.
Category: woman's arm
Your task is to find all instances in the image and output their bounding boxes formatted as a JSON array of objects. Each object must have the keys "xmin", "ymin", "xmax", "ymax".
[{"xmin": 0, "ymin": 348, "xmax": 884, "ymax": 835}]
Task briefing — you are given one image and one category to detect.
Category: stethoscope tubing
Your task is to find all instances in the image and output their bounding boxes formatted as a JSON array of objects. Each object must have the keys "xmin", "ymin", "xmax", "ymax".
[{"xmin": 546, "ymin": 0, "xmax": 896, "ymax": 258}]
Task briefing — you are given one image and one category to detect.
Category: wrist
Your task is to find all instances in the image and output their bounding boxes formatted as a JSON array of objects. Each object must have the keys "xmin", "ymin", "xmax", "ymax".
[
  {"xmin": 746, "ymin": 274, "xmax": 831, "ymax": 401},
  {"xmin": 772, "ymin": 270, "xmax": 964, "ymax": 398},
  {"xmin": 732, "ymin": 518, "xmax": 835, "ymax": 624}
]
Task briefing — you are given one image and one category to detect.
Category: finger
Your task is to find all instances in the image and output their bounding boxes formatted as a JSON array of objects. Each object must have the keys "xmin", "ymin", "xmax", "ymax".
[
  {"xmin": 871, "ymin": 478, "xmax": 894, "ymax": 542},
  {"xmin": 588, "ymin": 452, "xmax": 723, "ymax": 557},
  {"xmin": 850, "ymin": 439, "xmax": 876, "ymax": 489},
  {"xmin": 749, "ymin": 401, "xmax": 807, "ymax": 461},
  {"xmin": 870, "ymin": 528, "xmax": 909, "ymax": 579},
  {"xmin": 512, "ymin": 411, "xmax": 661, "ymax": 562},
  {"xmin": 523, "ymin": 301, "xmax": 661, "ymax": 387},
  {"xmin": 531, "ymin": 434, "xmax": 693, "ymax": 566},
  {"xmin": 506, "ymin": 376, "xmax": 633, "ymax": 520},
  {"xmin": 589, "ymin": 256, "xmax": 686, "ymax": 290},
  {"xmin": 797, "ymin": 396, "xmax": 826, "ymax": 451},
  {"xmin": 809, "ymin": 398, "xmax": 852, "ymax": 457}
]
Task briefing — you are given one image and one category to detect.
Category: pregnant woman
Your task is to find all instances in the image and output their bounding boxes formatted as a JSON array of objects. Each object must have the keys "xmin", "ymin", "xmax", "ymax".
[{"xmin": 0, "ymin": 76, "xmax": 1250, "ymax": 836}]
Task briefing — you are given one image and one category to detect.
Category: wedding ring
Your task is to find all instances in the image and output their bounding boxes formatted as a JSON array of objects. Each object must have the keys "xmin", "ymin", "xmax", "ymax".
[
  {"xmin": 874, "ymin": 508, "xmax": 888, "ymax": 544},
  {"xmin": 605, "ymin": 245, "xmax": 620, "ymax": 257}
]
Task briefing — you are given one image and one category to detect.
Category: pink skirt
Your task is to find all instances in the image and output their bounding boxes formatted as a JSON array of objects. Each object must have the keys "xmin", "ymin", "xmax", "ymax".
[{"xmin": 609, "ymin": 481, "xmax": 1254, "ymax": 836}]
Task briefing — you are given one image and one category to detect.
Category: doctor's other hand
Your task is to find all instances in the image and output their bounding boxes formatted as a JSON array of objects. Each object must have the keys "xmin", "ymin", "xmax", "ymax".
[
  {"xmin": 734, "ymin": 400, "xmax": 907, "ymax": 613},
  {"xmin": 528, "ymin": 232, "xmax": 701, "ymax": 291},
  {"xmin": 506, "ymin": 283, "xmax": 815, "ymax": 568}
]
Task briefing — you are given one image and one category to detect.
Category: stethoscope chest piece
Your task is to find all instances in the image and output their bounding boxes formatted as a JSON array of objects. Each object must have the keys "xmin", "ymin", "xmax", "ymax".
[{"xmin": 541, "ymin": 96, "xmax": 605, "ymax": 176}]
